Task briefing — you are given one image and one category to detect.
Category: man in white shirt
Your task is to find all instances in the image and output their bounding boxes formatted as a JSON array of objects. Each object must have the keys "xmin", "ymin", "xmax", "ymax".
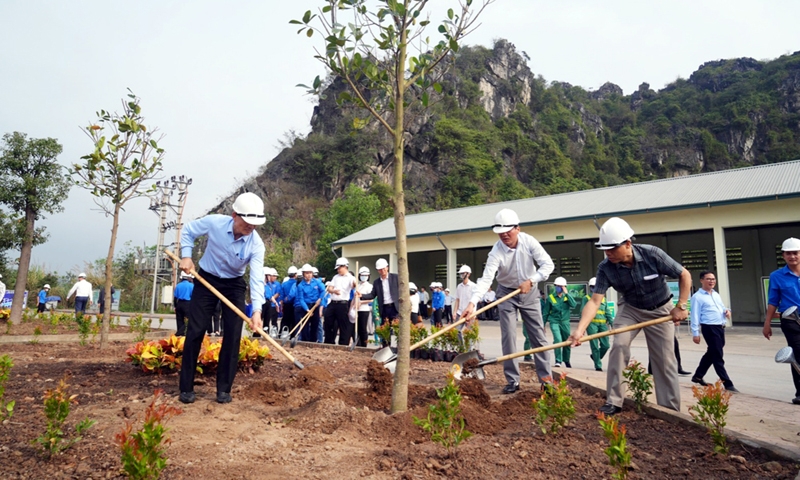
[
  {"xmin": 454, "ymin": 264, "xmax": 476, "ymax": 322},
  {"xmin": 67, "ymin": 272, "xmax": 93, "ymax": 315},
  {"xmin": 461, "ymin": 209, "xmax": 555, "ymax": 394},
  {"xmin": 325, "ymin": 257, "xmax": 357, "ymax": 345},
  {"xmin": 482, "ymin": 286, "xmax": 497, "ymax": 320},
  {"xmin": 443, "ymin": 288, "xmax": 453, "ymax": 324},
  {"xmin": 690, "ymin": 270, "xmax": 738, "ymax": 392}
]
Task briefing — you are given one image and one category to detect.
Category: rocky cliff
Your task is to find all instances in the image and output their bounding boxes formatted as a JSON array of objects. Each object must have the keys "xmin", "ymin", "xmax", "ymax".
[{"xmin": 215, "ymin": 39, "xmax": 800, "ymax": 268}]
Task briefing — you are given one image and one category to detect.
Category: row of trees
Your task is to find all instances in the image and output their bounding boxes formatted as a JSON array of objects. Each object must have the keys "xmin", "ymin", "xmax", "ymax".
[{"xmin": 1, "ymin": 90, "xmax": 166, "ymax": 350}]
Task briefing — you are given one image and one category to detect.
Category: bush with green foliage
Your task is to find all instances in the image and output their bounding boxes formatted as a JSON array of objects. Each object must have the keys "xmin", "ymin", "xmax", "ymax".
[
  {"xmin": 0, "ymin": 354, "xmax": 15, "ymax": 420},
  {"xmin": 689, "ymin": 381, "xmax": 732, "ymax": 455},
  {"xmin": 413, "ymin": 373, "xmax": 472, "ymax": 455},
  {"xmin": 532, "ymin": 377, "xmax": 576, "ymax": 434},
  {"xmin": 597, "ymin": 412, "xmax": 632, "ymax": 480},
  {"xmin": 33, "ymin": 376, "xmax": 96, "ymax": 457},
  {"xmin": 622, "ymin": 359, "xmax": 653, "ymax": 413}
]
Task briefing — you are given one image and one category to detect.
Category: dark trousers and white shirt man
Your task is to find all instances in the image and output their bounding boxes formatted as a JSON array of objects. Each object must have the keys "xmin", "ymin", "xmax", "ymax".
[
  {"xmin": 178, "ymin": 192, "xmax": 266, "ymax": 405},
  {"xmin": 689, "ymin": 270, "xmax": 737, "ymax": 392},
  {"xmin": 461, "ymin": 208, "xmax": 555, "ymax": 394},
  {"xmin": 570, "ymin": 217, "xmax": 691, "ymax": 415}
]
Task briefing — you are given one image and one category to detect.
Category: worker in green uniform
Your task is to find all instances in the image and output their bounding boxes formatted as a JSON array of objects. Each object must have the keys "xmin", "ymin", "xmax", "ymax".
[
  {"xmin": 543, "ymin": 276, "xmax": 576, "ymax": 368},
  {"xmin": 581, "ymin": 277, "xmax": 615, "ymax": 371}
]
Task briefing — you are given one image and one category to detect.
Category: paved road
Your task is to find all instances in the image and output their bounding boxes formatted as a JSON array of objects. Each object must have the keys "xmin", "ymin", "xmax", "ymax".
[{"xmin": 466, "ymin": 320, "xmax": 797, "ymax": 404}]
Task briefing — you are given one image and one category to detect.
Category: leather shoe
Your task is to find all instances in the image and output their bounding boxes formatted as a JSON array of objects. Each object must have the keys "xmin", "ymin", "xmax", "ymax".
[
  {"xmin": 179, "ymin": 392, "xmax": 196, "ymax": 404},
  {"xmin": 564, "ymin": 362, "xmax": 572, "ymax": 368},
  {"xmin": 678, "ymin": 369, "xmax": 692, "ymax": 376},
  {"xmin": 502, "ymin": 382, "xmax": 520, "ymax": 394},
  {"xmin": 216, "ymin": 392, "xmax": 232, "ymax": 403},
  {"xmin": 725, "ymin": 386, "xmax": 740, "ymax": 393},
  {"xmin": 691, "ymin": 377, "xmax": 708, "ymax": 386},
  {"xmin": 595, "ymin": 367, "xmax": 603, "ymax": 372},
  {"xmin": 598, "ymin": 403, "xmax": 622, "ymax": 415},
  {"xmin": 791, "ymin": 397, "xmax": 800, "ymax": 405}
]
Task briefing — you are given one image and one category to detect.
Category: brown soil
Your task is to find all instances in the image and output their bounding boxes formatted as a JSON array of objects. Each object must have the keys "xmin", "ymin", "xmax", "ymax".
[
  {"xmin": 1, "ymin": 341, "xmax": 798, "ymax": 479},
  {"xmin": 1, "ymin": 315, "xmax": 147, "ymax": 337}
]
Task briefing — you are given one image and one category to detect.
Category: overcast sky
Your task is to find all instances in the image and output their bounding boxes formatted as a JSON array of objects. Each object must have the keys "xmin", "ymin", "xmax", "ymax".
[{"xmin": 1, "ymin": 0, "xmax": 798, "ymax": 275}]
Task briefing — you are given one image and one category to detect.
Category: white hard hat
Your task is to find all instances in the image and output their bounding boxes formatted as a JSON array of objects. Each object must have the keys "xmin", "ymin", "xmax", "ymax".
[
  {"xmin": 554, "ymin": 277, "xmax": 567, "ymax": 287},
  {"xmin": 232, "ymin": 192, "xmax": 266, "ymax": 226},
  {"xmin": 493, "ymin": 209, "xmax": 520, "ymax": 234},
  {"xmin": 180, "ymin": 271, "xmax": 190, "ymax": 279},
  {"xmin": 300, "ymin": 263, "xmax": 314, "ymax": 273},
  {"xmin": 596, "ymin": 217, "xmax": 634, "ymax": 250},
  {"xmin": 312, "ymin": 267, "xmax": 319, "ymax": 274},
  {"xmin": 335, "ymin": 257, "xmax": 349, "ymax": 268},
  {"xmin": 589, "ymin": 277, "xmax": 596, "ymax": 287},
  {"xmin": 43, "ymin": 284, "xmax": 50, "ymax": 289},
  {"xmin": 271, "ymin": 268, "xmax": 279, "ymax": 276},
  {"xmin": 445, "ymin": 288, "xmax": 450, "ymax": 292},
  {"xmin": 459, "ymin": 264, "xmax": 471, "ymax": 274},
  {"xmin": 782, "ymin": 237, "xmax": 800, "ymax": 251},
  {"xmin": 78, "ymin": 272, "xmax": 87, "ymax": 278},
  {"xmin": 358, "ymin": 266, "xmax": 370, "ymax": 275},
  {"xmin": 376, "ymin": 258, "xmax": 389, "ymax": 270},
  {"xmin": 287, "ymin": 266, "xmax": 298, "ymax": 275},
  {"xmin": 409, "ymin": 282, "xmax": 417, "ymax": 291}
]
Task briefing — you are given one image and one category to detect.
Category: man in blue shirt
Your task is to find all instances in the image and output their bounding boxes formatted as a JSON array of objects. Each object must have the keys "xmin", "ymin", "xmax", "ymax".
[
  {"xmin": 689, "ymin": 271, "xmax": 738, "ymax": 393},
  {"xmin": 431, "ymin": 282, "xmax": 445, "ymax": 328},
  {"xmin": 295, "ymin": 264, "xmax": 325, "ymax": 343},
  {"xmin": 764, "ymin": 237, "xmax": 800, "ymax": 405},
  {"xmin": 264, "ymin": 267, "xmax": 282, "ymax": 336},
  {"xmin": 37, "ymin": 284, "xmax": 50, "ymax": 313},
  {"xmin": 178, "ymin": 192, "xmax": 266, "ymax": 405},
  {"xmin": 281, "ymin": 266, "xmax": 298, "ymax": 337},
  {"xmin": 173, "ymin": 272, "xmax": 194, "ymax": 337}
]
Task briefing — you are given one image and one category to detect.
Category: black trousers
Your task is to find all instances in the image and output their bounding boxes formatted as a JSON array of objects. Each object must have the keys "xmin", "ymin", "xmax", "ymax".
[
  {"xmin": 693, "ymin": 324, "xmax": 733, "ymax": 388},
  {"xmin": 433, "ymin": 308, "xmax": 443, "ymax": 328},
  {"xmin": 298, "ymin": 305, "xmax": 320, "ymax": 342},
  {"xmin": 356, "ymin": 311, "xmax": 370, "ymax": 347},
  {"xmin": 175, "ymin": 299, "xmax": 190, "ymax": 336},
  {"xmin": 443, "ymin": 305, "xmax": 452, "ymax": 323},
  {"xmin": 781, "ymin": 318, "xmax": 800, "ymax": 397},
  {"xmin": 267, "ymin": 304, "xmax": 279, "ymax": 330},
  {"xmin": 324, "ymin": 301, "xmax": 350, "ymax": 345},
  {"xmin": 179, "ymin": 270, "xmax": 245, "ymax": 395},
  {"xmin": 282, "ymin": 301, "xmax": 295, "ymax": 336}
]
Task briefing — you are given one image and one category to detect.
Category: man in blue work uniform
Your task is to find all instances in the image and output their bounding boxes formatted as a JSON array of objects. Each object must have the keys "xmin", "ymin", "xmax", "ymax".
[
  {"xmin": 295, "ymin": 264, "xmax": 325, "ymax": 343},
  {"xmin": 281, "ymin": 266, "xmax": 299, "ymax": 337},
  {"xmin": 264, "ymin": 267, "xmax": 282, "ymax": 335},
  {"xmin": 178, "ymin": 192, "xmax": 266, "ymax": 405},
  {"xmin": 37, "ymin": 284, "xmax": 50, "ymax": 313},
  {"xmin": 763, "ymin": 237, "xmax": 800, "ymax": 405},
  {"xmin": 431, "ymin": 282, "xmax": 445, "ymax": 328},
  {"xmin": 173, "ymin": 272, "xmax": 194, "ymax": 336}
]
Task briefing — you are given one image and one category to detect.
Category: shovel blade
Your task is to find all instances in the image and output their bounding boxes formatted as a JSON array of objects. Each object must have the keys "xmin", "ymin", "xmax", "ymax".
[
  {"xmin": 371, "ymin": 346, "xmax": 394, "ymax": 364},
  {"xmin": 451, "ymin": 351, "xmax": 485, "ymax": 380},
  {"xmin": 776, "ymin": 346, "xmax": 796, "ymax": 364}
]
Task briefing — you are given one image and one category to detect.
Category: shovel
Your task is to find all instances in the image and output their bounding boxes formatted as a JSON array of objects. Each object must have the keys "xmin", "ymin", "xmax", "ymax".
[
  {"xmin": 452, "ymin": 315, "xmax": 675, "ymax": 380},
  {"xmin": 290, "ymin": 298, "xmax": 321, "ymax": 348},
  {"xmin": 164, "ymin": 249, "xmax": 304, "ymax": 370},
  {"xmin": 377, "ymin": 288, "xmax": 521, "ymax": 373},
  {"xmin": 281, "ymin": 302, "xmax": 313, "ymax": 346}
]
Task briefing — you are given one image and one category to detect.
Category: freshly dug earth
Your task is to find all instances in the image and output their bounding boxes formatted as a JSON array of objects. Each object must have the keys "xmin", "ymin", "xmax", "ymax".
[{"xmin": 1, "ymin": 341, "xmax": 798, "ymax": 479}]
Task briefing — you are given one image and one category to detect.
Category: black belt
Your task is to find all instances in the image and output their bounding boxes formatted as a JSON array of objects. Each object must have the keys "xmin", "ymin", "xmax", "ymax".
[
  {"xmin": 639, "ymin": 294, "xmax": 673, "ymax": 311},
  {"xmin": 330, "ymin": 300, "xmax": 349, "ymax": 304}
]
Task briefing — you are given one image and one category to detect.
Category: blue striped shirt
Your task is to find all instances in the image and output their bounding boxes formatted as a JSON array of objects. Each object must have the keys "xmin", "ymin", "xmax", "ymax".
[
  {"xmin": 180, "ymin": 214, "xmax": 265, "ymax": 312},
  {"xmin": 689, "ymin": 288, "xmax": 728, "ymax": 337},
  {"xmin": 768, "ymin": 266, "xmax": 800, "ymax": 313}
]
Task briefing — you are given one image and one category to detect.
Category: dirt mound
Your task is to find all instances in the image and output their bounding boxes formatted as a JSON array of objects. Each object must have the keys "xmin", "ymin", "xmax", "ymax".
[
  {"xmin": 372, "ymin": 406, "xmax": 430, "ymax": 444},
  {"xmin": 290, "ymin": 396, "xmax": 368, "ymax": 434},
  {"xmin": 459, "ymin": 378, "xmax": 491, "ymax": 408},
  {"xmin": 460, "ymin": 401, "xmax": 505, "ymax": 435},
  {"xmin": 294, "ymin": 365, "xmax": 336, "ymax": 390},
  {"xmin": 365, "ymin": 360, "xmax": 392, "ymax": 395}
]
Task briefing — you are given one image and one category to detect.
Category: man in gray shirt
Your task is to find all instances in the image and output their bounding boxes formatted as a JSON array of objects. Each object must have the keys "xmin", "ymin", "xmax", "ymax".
[
  {"xmin": 461, "ymin": 208, "xmax": 554, "ymax": 394},
  {"xmin": 569, "ymin": 217, "xmax": 691, "ymax": 415}
]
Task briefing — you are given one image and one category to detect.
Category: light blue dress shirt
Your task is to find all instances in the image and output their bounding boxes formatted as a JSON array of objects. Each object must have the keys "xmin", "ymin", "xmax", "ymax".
[
  {"xmin": 689, "ymin": 288, "xmax": 728, "ymax": 337},
  {"xmin": 180, "ymin": 214, "xmax": 266, "ymax": 312}
]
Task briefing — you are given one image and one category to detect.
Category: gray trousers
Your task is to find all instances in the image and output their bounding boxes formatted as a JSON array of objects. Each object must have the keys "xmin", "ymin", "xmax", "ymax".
[
  {"xmin": 606, "ymin": 300, "xmax": 680, "ymax": 411},
  {"xmin": 497, "ymin": 284, "xmax": 552, "ymax": 385}
]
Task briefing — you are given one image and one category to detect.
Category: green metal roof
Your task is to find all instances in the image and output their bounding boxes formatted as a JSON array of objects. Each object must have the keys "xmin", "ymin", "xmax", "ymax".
[{"xmin": 333, "ymin": 160, "xmax": 800, "ymax": 246}]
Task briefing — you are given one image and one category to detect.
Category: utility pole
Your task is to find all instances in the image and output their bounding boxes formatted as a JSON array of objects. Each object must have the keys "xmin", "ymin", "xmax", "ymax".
[{"xmin": 147, "ymin": 176, "xmax": 192, "ymax": 314}]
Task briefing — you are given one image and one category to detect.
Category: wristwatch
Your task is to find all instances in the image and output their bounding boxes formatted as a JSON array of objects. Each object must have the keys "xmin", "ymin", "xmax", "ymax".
[{"xmin": 677, "ymin": 303, "xmax": 688, "ymax": 311}]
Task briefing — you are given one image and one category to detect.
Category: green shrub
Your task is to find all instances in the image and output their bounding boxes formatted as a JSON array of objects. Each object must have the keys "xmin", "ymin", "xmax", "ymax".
[
  {"xmin": 33, "ymin": 376, "xmax": 96, "ymax": 457},
  {"xmin": 0, "ymin": 355, "xmax": 15, "ymax": 420},
  {"xmin": 532, "ymin": 376, "xmax": 575, "ymax": 434},
  {"xmin": 597, "ymin": 412, "xmax": 632, "ymax": 480},
  {"xmin": 413, "ymin": 373, "xmax": 472, "ymax": 455},
  {"xmin": 689, "ymin": 381, "xmax": 731, "ymax": 454},
  {"xmin": 622, "ymin": 359, "xmax": 652, "ymax": 413}
]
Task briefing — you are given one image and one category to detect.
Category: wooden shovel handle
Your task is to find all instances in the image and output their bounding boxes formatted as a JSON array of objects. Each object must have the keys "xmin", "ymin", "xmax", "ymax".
[
  {"xmin": 485, "ymin": 315, "xmax": 674, "ymax": 366},
  {"xmin": 410, "ymin": 288, "xmax": 521, "ymax": 351},
  {"xmin": 291, "ymin": 298, "xmax": 321, "ymax": 334},
  {"xmin": 164, "ymin": 249, "xmax": 303, "ymax": 369}
]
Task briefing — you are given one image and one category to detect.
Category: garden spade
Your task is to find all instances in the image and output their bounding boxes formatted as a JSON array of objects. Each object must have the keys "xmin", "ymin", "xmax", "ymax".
[
  {"xmin": 290, "ymin": 299, "xmax": 321, "ymax": 348},
  {"xmin": 376, "ymin": 288, "xmax": 521, "ymax": 373},
  {"xmin": 452, "ymin": 315, "xmax": 675, "ymax": 380},
  {"xmin": 281, "ymin": 303, "xmax": 314, "ymax": 346},
  {"xmin": 164, "ymin": 249, "xmax": 304, "ymax": 370},
  {"xmin": 775, "ymin": 346, "xmax": 800, "ymax": 375}
]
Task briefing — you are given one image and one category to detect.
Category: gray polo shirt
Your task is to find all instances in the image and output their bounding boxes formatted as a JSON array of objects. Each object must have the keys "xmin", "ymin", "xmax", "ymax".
[{"xmin": 594, "ymin": 244, "xmax": 683, "ymax": 310}]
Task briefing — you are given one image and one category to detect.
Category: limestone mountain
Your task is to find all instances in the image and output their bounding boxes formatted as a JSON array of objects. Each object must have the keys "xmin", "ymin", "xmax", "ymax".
[{"xmin": 214, "ymin": 39, "xmax": 800, "ymax": 273}]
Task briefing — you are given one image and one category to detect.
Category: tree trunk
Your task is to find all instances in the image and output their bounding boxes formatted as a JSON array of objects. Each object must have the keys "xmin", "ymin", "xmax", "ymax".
[
  {"xmin": 390, "ymin": 18, "xmax": 411, "ymax": 414},
  {"xmin": 101, "ymin": 204, "xmax": 121, "ymax": 348},
  {"xmin": 9, "ymin": 205, "xmax": 36, "ymax": 325}
]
